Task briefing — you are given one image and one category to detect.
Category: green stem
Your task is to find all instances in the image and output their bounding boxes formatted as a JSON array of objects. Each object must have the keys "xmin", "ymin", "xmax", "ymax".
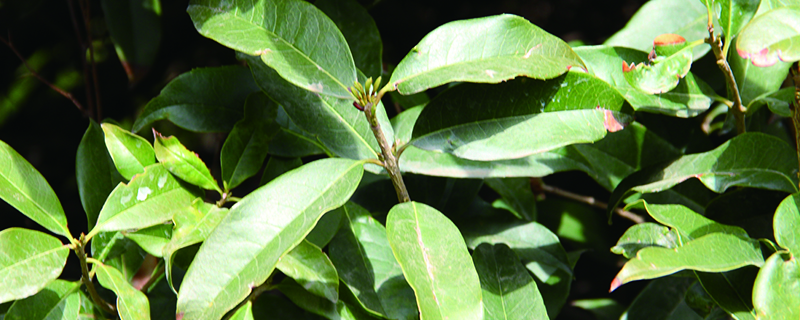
[
  {"xmin": 76, "ymin": 234, "xmax": 116, "ymax": 315},
  {"xmin": 706, "ymin": 25, "xmax": 746, "ymax": 134},
  {"xmin": 365, "ymin": 103, "xmax": 410, "ymax": 203}
]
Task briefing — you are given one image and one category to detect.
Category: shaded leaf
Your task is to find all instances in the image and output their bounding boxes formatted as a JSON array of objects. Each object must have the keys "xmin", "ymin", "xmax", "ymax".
[
  {"xmin": 621, "ymin": 277, "xmax": 701, "ymax": 320},
  {"xmin": 389, "ymin": 14, "xmax": 585, "ymax": 95},
  {"xmin": 752, "ymin": 252, "xmax": 800, "ymax": 319},
  {"xmin": 261, "ymin": 156, "xmax": 303, "ymax": 186},
  {"xmin": 277, "ymin": 240, "xmax": 339, "ymax": 302},
  {"xmin": 736, "ymin": 6, "xmax": 800, "ymax": 66},
  {"xmin": 221, "ymin": 92, "xmax": 280, "ymax": 190},
  {"xmin": 101, "ymin": 123, "xmax": 156, "ymax": 181},
  {"xmin": 758, "ymin": 87, "xmax": 795, "ymax": 117},
  {"xmin": 3, "ymin": 280, "xmax": 80, "ymax": 320},
  {"xmin": 95, "ymin": 263, "xmax": 151, "ymax": 320},
  {"xmin": 611, "ymin": 223, "xmax": 679, "ymax": 259},
  {"xmin": 704, "ymin": 188, "xmax": 786, "ymax": 241},
  {"xmin": 304, "ymin": 207, "xmax": 343, "ymax": 248},
  {"xmin": 774, "ymin": 193, "xmax": 800, "ymax": 253},
  {"xmin": 315, "ymin": 0, "xmax": 382, "ymax": 77},
  {"xmin": 251, "ymin": 294, "xmax": 325, "ymax": 319},
  {"xmin": 473, "ymin": 243, "xmax": 548, "ymax": 320},
  {"xmin": 0, "ymin": 229, "xmax": 69, "ymax": 304},
  {"xmin": 230, "ymin": 301, "xmax": 254, "ymax": 320},
  {"xmin": 154, "ymin": 131, "xmax": 220, "ymax": 193},
  {"xmin": 694, "ymin": 269, "xmax": 758, "ymax": 320},
  {"xmin": 123, "ymin": 223, "xmax": 172, "ymax": 257},
  {"xmin": 100, "ymin": 0, "xmax": 161, "ymax": 82},
  {"xmin": 484, "ymin": 178, "xmax": 536, "ymax": 221},
  {"xmin": 572, "ymin": 299, "xmax": 625, "ymax": 320},
  {"xmin": 77, "ymin": 120, "xmax": 125, "ymax": 229},
  {"xmin": 729, "ymin": 50, "xmax": 792, "ymax": 112}
]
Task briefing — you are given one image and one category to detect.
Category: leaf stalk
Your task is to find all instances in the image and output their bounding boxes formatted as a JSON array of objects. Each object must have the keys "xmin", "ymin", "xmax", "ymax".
[{"xmin": 75, "ymin": 233, "xmax": 116, "ymax": 315}]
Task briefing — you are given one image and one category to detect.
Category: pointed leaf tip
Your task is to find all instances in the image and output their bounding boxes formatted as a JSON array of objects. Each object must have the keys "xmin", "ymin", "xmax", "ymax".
[{"xmin": 609, "ymin": 277, "xmax": 622, "ymax": 292}]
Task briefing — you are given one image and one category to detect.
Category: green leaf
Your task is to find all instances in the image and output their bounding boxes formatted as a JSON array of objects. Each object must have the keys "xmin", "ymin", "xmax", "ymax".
[
  {"xmin": 123, "ymin": 224, "xmax": 172, "ymax": 257},
  {"xmin": 752, "ymin": 252, "xmax": 800, "ymax": 319},
  {"xmin": 610, "ymin": 233, "xmax": 764, "ymax": 291},
  {"xmin": 101, "ymin": 122, "xmax": 156, "ymax": 180},
  {"xmin": 410, "ymin": 73, "xmax": 629, "ymax": 161},
  {"xmin": 277, "ymin": 278, "xmax": 339, "ymax": 320},
  {"xmin": 328, "ymin": 202, "xmax": 417, "ymax": 320},
  {"xmin": 154, "ymin": 131, "xmax": 220, "ymax": 193},
  {"xmin": 386, "ymin": 201, "xmax": 483, "ymax": 320},
  {"xmin": 628, "ymin": 201, "xmax": 750, "ymax": 241},
  {"xmin": 229, "ymin": 301, "xmax": 254, "ymax": 320},
  {"xmin": 277, "ymin": 240, "xmax": 339, "ymax": 302},
  {"xmin": 621, "ymin": 277, "xmax": 701, "ymax": 320},
  {"xmin": 221, "ymin": 92, "xmax": 280, "ymax": 190},
  {"xmin": 3, "ymin": 280, "xmax": 80, "ymax": 320},
  {"xmin": 388, "ymin": 14, "xmax": 585, "ymax": 95},
  {"xmin": 260, "ymin": 156, "xmax": 303, "ymax": 186},
  {"xmin": 132, "ymin": 65, "xmax": 260, "ymax": 133},
  {"xmin": 251, "ymin": 294, "xmax": 325, "ymax": 319},
  {"xmin": 304, "ymin": 207, "xmax": 343, "ymax": 248},
  {"xmin": 0, "ymin": 228, "xmax": 69, "ymax": 304},
  {"xmin": 729, "ymin": 50, "xmax": 792, "ymax": 112},
  {"xmin": 188, "ymin": 0, "xmax": 357, "ymax": 98},
  {"xmin": 94, "ymin": 263, "xmax": 151, "ymax": 320},
  {"xmin": 0, "ymin": 141, "xmax": 70, "ymax": 238},
  {"xmin": 315, "ymin": 0, "xmax": 382, "ymax": 78},
  {"xmin": 572, "ymin": 298, "xmax": 625, "ymax": 320},
  {"xmin": 90, "ymin": 163, "xmax": 200, "ymax": 236},
  {"xmin": 736, "ymin": 6, "xmax": 800, "ymax": 66},
  {"xmin": 472, "ymin": 243, "xmax": 548, "ymax": 320},
  {"xmin": 609, "ymin": 133, "xmax": 799, "ymax": 214},
  {"xmin": 176, "ymin": 158, "xmax": 364, "ymax": 320},
  {"xmin": 390, "ymin": 106, "xmax": 424, "ymax": 146},
  {"xmin": 575, "ymin": 45, "xmax": 718, "ymax": 117},
  {"xmin": 694, "ymin": 269, "xmax": 758, "ymax": 320},
  {"xmin": 605, "ymin": 0, "xmax": 712, "ymax": 60},
  {"xmin": 775, "ymin": 194, "xmax": 800, "ymax": 253},
  {"xmin": 77, "ymin": 120, "xmax": 125, "ymax": 229},
  {"xmin": 622, "ymin": 45, "xmax": 693, "ymax": 94},
  {"xmin": 268, "ymin": 103, "xmax": 327, "ymax": 158},
  {"xmin": 611, "ymin": 223, "xmax": 679, "ymax": 259},
  {"xmin": 703, "ymin": 188, "xmax": 785, "ymax": 241},
  {"xmin": 756, "ymin": 87, "xmax": 795, "ymax": 117},
  {"xmin": 484, "ymin": 178, "xmax": 536, "ymax": 221},
  {"xmin": 700, "ymin": 0, "xmax": 760, "ymax": 39},
  {"xmin": 100, "ymin": 0, "xmax": 161, "ymax": 82}
]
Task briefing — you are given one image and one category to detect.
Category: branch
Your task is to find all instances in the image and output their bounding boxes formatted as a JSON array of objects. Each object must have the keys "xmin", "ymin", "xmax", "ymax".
[
  {"xmin": 76, "ymin": 234, "xmax": 116, "ymax": 315},
  {"xmin": 537, "ymin": 183, "xmax": 645, "ymax": 224},
  {"xmin": 705, "ymin": 25, "xmax": 746, "ymax": 134}
]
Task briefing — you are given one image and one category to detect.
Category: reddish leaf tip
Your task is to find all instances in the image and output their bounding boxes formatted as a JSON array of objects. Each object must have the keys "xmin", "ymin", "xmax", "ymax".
[
  {"xmin": 654, "ymin": 33, "xmax": 686, "ymax": 46},
  {"xmin": 622, "ymin": 61, "xmax": 635, "ymax": 73},
  {"xmin": 609, "ymin": 277, "xmax": 622, "ymax": 292},
  {"xmin": 601, "ymin": 109, "xmax": 625, "ymax": 132},
  {"xmin": 176, "ymin": 312, "xmax": 184, "ymax": 320}
]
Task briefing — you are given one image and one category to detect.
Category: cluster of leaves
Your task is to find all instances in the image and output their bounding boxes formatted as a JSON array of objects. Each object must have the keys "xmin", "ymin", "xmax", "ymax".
[{"xmin": 1, "ymin": 0, "xmax": 799, "ymax": 319}]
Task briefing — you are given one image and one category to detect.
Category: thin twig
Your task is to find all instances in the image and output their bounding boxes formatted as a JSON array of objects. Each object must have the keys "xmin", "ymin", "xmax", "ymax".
[
  {"xmin": 365, "ymin": 103, "xmax": 410, "ymax": 202},
  {"xmin": 539, "ymin": 184, "xmax": 645, "ymax": 224},
  {"xmin": 76, "ymin": 234, "xmax": 116, "ymax": 315},
  {"xmin": 706, "ymin": 25, "xmax": 746, "ymax": 134}
]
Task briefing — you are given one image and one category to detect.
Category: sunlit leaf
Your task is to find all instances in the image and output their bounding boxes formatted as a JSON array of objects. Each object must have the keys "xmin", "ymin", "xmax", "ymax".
[
  {"xmin": 572, "ymin": 298, "xmax": 625, "ymax": 320},
  {"xmin": 101, "ymin": 123, "xmax": 155, "ymax": 181},
  {"xmin": 3, "ymin": 280, "xmax": 80, "ymax": 320},
  {"xmin": 0, "ymin": 228, "xmax": 68, "ymax": 304},
  {"xmin": 736, "ymin": 6, "xmax": 800, "ymax": 67},
  {"xmin": 752, "ymin": 252, "xmax": 800, "ymax": 319},
  {"xmin": 611, "ymin": 223, "xmax": 678, "ymax": 259},
  {"xmin": 699, "ymin": 0, "xmax": 760, "ymax": 39},
  {"xmin": 774, "ymin": 193, "xmax": 800, "ymax": 253},
  {"xmin": 124, "ymin": 223, "xmax": 172, "ymax": 257},
  {"xmin": 277, "ymin": 240, "xmax": 339, "ymax": 302},
  {"xmin": 229, "ymin": 301, "xmax": 254, "ymax": 320},
  {"xmin": 472, "ymin": 243, "xmax": 548, "ymax": 320},
  {"xmin": 154, "ymin": 131, "xmax": 220, "ymax": 193},
  {"xmin": 622, "ymin": 45, "xmax": 693, "ymax": 94},
  {"xmin": 95, "ymin": 263, "xmax": 151, "ymax": 320}
]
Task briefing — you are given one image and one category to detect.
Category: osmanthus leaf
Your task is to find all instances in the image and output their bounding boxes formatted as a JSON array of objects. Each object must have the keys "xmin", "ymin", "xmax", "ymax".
[
  {"xmin": 386, "ymin": 201, "xmax": 483, "ymax": 320},
  {"xmin": 315, "ymin": 0, "xmax": 382, "ymax": 78},
  {"xmin": 752, "ymin": 252, "xmax": 800, "ymax": 319},
  {"xmin": 229, "ymin": 301, "xmax": 254, "ymax": 320},
  {"xmin": 187, "ymin": 0, "xmax": 357, "ymax": 98},
  {"xmin": 736, "ymin": 6, "xmax": 800, "ymax": 67},
  {"xmin": 388, "ymin": 14, "xmax": 585, "ymax": 95},
  {"xmin": 277, "ymin": 239, "xmax": 339, "ymax": 303},
  {"xmin": 756, "ymin": 87, "xmax": 795, "ymax": 117},
  {"xmin": 611, "ymin": 223, "xmax": 679, "ymax": 259},
  {"xmin": 575, "ymin": 45, "xmax": 718, "ymax": 117},
  {"xmin": 472, "ymin": 243, "xmax": 548, "ymax": 320},
  {"xmin": 99, "ymin": 0, "xmax": 161, "ymax": 83},
  {"xmin": 694, "ymin": 269, "xmax": 759, "ymax": 320},
  {"xmin": 4, "ymin": 279, "xmax": 80, "ymax": 320},
  {"xmin": 123, "ymin": 223, "xmax": 172, "ymax": 257},
  {"xmin": 77, "ymin": 120, "xmax": 125, "ymax": 229},
  {"xmin": 0, "ymin": 228, "xmax": 69, "ymax": 304},
  {"xmin": 90, "ymin": 163, "xmax": 201, "ymax": 237},
  {"xmin": 90, "ymin": 231, "xmax": 146, "ymax": 282},
  {"xmin": 163, "ymin": 199, "xmax": 229, "ymax": 292},
  {"xmin": 571, "ymin": 298, "xmax": 626, "ymax": 320},
  {"xmin": 304, "ymin": 208, "xmax": 343, "ymax": 248},
  {"xmin": 94, "ymin": 262, "xmax": 151, "ymax": 320},
  {"xmin": 0, "ymin": 140, "xmax": 70, "ymax": 238},
  {"xmin": 608, "ymin": 133, "xmax": 799, "ymax": 216},
  {"xmin": 101, "ymin": 122, "xmax": 156, "ymax": 180},
  {"xmin": 609, "ymin": 233, "xmax": 764, "ymax": 291},
  {"xmin": 410, "ymin": 72, "xmax": 630, "ymax": 161},
  {"xmin": 622, "ymin": 45, "xmax": 693, "ymax": 94},
  {"xmin": 328, "ymin": 202, "xmax": 417, "ymax": 320},
  {"xmin": 278, "ymin": 278, "xmax": 378, "ymax": 320},
  {"xmin": 176, "ymin": 158, "xmax": 364, "ymax": 320},
  {"xmin": 153, "ymin": 131, "xmax": 221, "ymax": 193},
  {"xmin": 626, "ymin": 200, "xmax": 750, "ymax": 241},
  {"xmin": 604, "ymin": 0, "xmax": 712, "ymax": 60},
  {"xmin": 260, "ymin": 156, "xmax": 303, "ymax": 186},
  {"xmin": 730, "ymin": 49, "xmax": 792, "ymax": 113},
  {"xmin": 773, "ymin": 193, "xmax": 800, "ymax": 253},
  {"xmin": 221, "ymin": 92, "xmax": 280, "ymax": 190},
  {"xmin": 131, "ymin": 66, "xmax": 260, "ymax": 133},
  {"xmin": 699, "ymin": 0, "xmax": 760, "ymax": 40},
  {"xmin": 620, "ymin": 277, "xmax": 701, "ymax": 320},
  {"xmin": 484, "ymin": 178, "xmax": 536, "ymax": 221}
]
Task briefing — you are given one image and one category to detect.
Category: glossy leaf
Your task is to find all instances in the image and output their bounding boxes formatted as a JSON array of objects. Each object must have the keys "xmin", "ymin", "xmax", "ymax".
[
  {"xmin": 77, "ymin": 120, "xmax": 124, "ymax": 229},
  {"xmin": 730, "ymin": 50, "xmax": 792, "ymax": 112},
  {"xmin": 177, "ymin": 158, "xmax": 364, "ymax": 320},
  {"xmin": 100, "ymin": 0, "xmax": 161, "ymax": 82},
  {"xmin": 230, "ymin": 301, "xmax": 254, "ymax": 320},
  {"xmin": 221, "ymin": 92, "xmax": 280, "ymax": 190},
  {"xmin": 123, "ymin": 224, "xmax": 172, "ymax": 257},
  {"xmin": 277, "ymin": 240, "xmax": 339, "ymax": 302},
  {"xmin": 132, "ymin": 66, "xmax": 260, "ymax": 133},
  {"xmin": 0, "ymin": 140, "xmax": 70, "ymax": 238},
  {"xmin": 188, "ymin": 0, "xmax": 357, "ymax": 98},
  {"xmin": 484, "ymin": 178, "xmax": 536, "ymax": 221},
  {"xmin": 736, "ymin": 6, "xmax": 800, "ymax": 67},
  {"xmin": 622, "ymin": 45, "xmax": 693, "ymax": 94},
  {"xmin": 101, "ymin": 122, "xmax": 156, "ymax": 180},
  {"xmin": 154, "ymin": 131, "xmax": 221, "ymax": 193},
  {"xmin": 611, "ymin": 222, "xmax": 678, "ymax": 259},
  {"xmin": 694, "ymin": 269, "xmax": 758, "ymax": 320},
  {"xmin": 389, "ymin": 14, "xmax": 585, "ymax": 95},
  {"xmin": 472, "ymin": 243, "xmax": 548, "ymax": 320},
  {"xmin": 411, "ymin": 73, "xmax": 629, "ymax": 161},
  {"xmin": 610, "ymin": 233, "xmax": 763, "ymax": 291},
  {"xmin": 90, "ymin": 163, "xmax": 200, "ymax": 236},
  {"xmin": 261, "ymin": 156, "xmax": 303, "ymax": 185},
  {"xmin": 621, "ymin": 277, "xmax": 701, "ymax": 320},
  {"xmin": 0, "ymin": 228, "xmax": 68, "ymax": 304},
  {"xmin": 328, "ymin": 202, "xmax": 417, "ymax": 320},
  {"xmin": 775, "ymin": 194, "xmax": 800, "ymax": 253},
  {"xmin": 609, "ymin": 133, "xmax": 799, "ymax": 214},
  {"xmin": 315, "ymin": 0, "xmax": 382, "ymax": 78},
  {"xmin": 575, "ymin": 45, "xmax": 718, "ymax": 117},
  {"xmin": 628, "ymin": 201, "xmax": 750, "ymax": 241},
  {"xmin": 386, "ymin": 201, "xmax": 483, "ymax": 320},
  {"xmin": 304, "ymin": 208, "xmax": 342, "ymax": 248},
  {"xmin": 700, "ymin": 0, "xmax": 760, "ymax": 38},
  {"xmin": 752, "ymin": 252, "xmax": 800, "ymax": 319},
  {"xmin": 94, "ymin": 263, "xmax": 151, "ymax": 320},
  {"xmin": 3, "ymin": 280, "xmax": 80, "ymax": 320},
  {"xmin": 268, "ymin": 102, "xmax": 327, "ymax": 158}
]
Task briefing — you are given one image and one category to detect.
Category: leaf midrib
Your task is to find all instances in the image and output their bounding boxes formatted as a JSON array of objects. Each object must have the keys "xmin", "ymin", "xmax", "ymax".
[{"xmin": 0, "ymin": 244, "xmax": 66, "ymax": 275}]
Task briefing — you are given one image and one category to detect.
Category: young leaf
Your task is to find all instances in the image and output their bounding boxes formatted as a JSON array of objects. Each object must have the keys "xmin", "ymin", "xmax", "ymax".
[
  {"xmin": 77, "ymin": 120, "xmax": 125, "ymax": 229},
  {"xmin": 221, "ymin": 92, "xmax": 280, "ymax": 190},
  {"xmin": 774, "ymin": 194, "xmax": 800, "ymax": 253},
  {"xmin": 176, "ymin": 158, "xmax": 364, "ymax": 320},
  {"xmin": 0, "ymin": 140, "xmax": 70, "ymax": 238},
  {"xmin": 94, "ymin": 262, "xmax": 151, "ymax": 320},
  {"xmin": 472, "ymin": 243, "xmax": 549, "ymax": 320},
  {"xmin": 315, "ymin": 0, "xmax": 382, "ymax": 78},
  {"xmin": 153, "ymin": 131, "xmax": 221, "ymax": 193},
  {"xmin": 3, "ymin": 280, "xmax": 80, "ymax": 320},
  {"xmin": 328, "ymin": 202, "xmax": 417, "ymax": 320},
  {"xmin": 410, "ymin": 73, "xmax": 630, "ymax": 161},
  {"xmin": 100, "ymin": 0, "xmax": 161, "ymax": 82},
  {"xmin": 276, "ymin": 239, "xmax": 339, "ymax": 303},
  {"xmin": 752, "ymin": 252, "xmax": 800, "ymax": 319},
  {"xmin": 620, "ymin": 277, "xmax": 700, "ymax": 320},
  {"xmin": 90, "ymin": 163, "xmax": 201, "ymax": 236},
  {"xmin": 611, "ymin": 223, "xmax": 678, "ymax": 259},
  {"xmin": 101, "ymin": 122, "xmax": 156, "ymax": 180},
  {"xmin": 736, "ymin": 6, "xmax": 800, "ymax": 67},
  {"xmin": 132, "ymin": 66, "xmax": 260, "ymax": 133},
  {"xmin": 386, "ymin": 201, "xmax": 483, "ymax": 320},
  {"xmin": 187, "ymin": 0, "xmax": 357, "ymax": 98},
  {"xmin": 388, "ymin": 14, "xmax": 585, "ymax": 95},
  {"xmin": 0, "ymin": 228, "xmax": 69, "ymax": 304},
  {"xmin": 123, "ymin": 224, "xmax": 172, "ymax": 257}
]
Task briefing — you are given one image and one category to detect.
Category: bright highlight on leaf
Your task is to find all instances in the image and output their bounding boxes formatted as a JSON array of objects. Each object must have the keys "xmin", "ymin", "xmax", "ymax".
[
  {"xmin": 0, "ymin": 228, "xmax": 69, "ymax": 304},
  {"xmin": 736, "ymin": 6, "xmax": 800, "ymax": 67}
]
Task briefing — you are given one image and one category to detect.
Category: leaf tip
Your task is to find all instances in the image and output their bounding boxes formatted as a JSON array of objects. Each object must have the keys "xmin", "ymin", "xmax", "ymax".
[
  {"xmin": 609, "ymin": 277, "xmax": 622, "ymax": 292},
  {"xmin": 600, "ymin": 108, "xmax": 626, "ymax": 132},
  {"xmin": 176, "ymin": 312, "xmax": 184, "ymax": 320},
  {"xmin": 622, "ymin": 61, "xmax": 636, "ymax": 73}
]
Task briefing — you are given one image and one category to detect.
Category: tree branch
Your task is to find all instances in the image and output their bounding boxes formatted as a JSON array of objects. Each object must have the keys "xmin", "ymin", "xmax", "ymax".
[
  {"xmin": 538, "ymin": 183, "xmax": 645, "ymax": 224},
  {"xmin": 76, "ymin": 233, "xmax": 116, "ymax": 315},
  {"xmin": 706, "ymin": 25, "xmax": 746, "ymax": 134}
]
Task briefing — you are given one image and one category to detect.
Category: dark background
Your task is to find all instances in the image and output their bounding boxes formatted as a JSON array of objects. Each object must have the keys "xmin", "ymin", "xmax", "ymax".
[{"xmin": 0, "ymin": 0, "xmax": 649, "ymax": 319}]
